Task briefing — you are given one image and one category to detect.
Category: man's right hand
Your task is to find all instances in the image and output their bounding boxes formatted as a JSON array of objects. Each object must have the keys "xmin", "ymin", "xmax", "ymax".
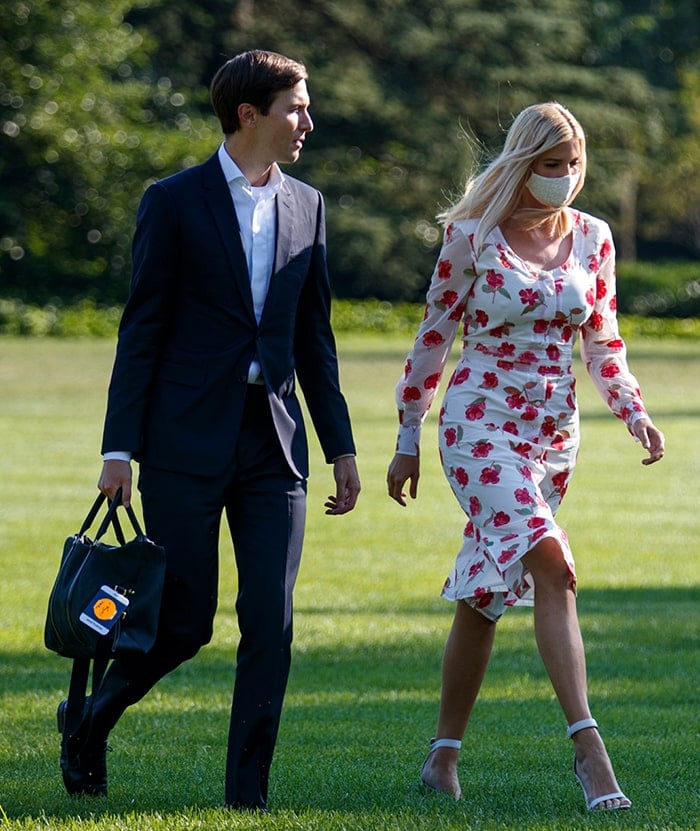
[{"xmin": 98, "ymin": 459, "xmax": 133, "ymax": 507}]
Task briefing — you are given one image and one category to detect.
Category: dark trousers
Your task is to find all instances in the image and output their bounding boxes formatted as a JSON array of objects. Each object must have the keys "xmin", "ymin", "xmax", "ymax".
[{"xmin": 90, "ymin": 385, "xmax": 307, "ymax": 809}]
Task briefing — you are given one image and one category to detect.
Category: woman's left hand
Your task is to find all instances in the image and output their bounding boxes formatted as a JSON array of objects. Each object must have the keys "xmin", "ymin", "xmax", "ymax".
[{"xmin": 632, "ymin": 417, "xmax": 665, "ymax": 465}]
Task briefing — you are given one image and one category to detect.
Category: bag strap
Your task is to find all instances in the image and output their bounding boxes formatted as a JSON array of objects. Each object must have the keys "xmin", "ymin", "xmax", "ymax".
[{"xmin": 62, "ymin": 650, "xmax": 110, "ymax": 740}]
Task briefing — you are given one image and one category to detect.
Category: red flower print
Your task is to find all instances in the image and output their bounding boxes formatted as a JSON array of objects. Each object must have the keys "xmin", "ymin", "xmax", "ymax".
[
  {"xmin": 503, "ymin": 421, "xmax": 519, "ymax": 435},
  {"xmin": 551, "ymin": 432, "xmax": 568, "ymax": 451},
  {"xmin": 479, "ymin": 465, "xmax": 500, "ymax": 485},
  {"xmin": 527, "ymin": 516, "xmax": 546, "ymax": 528},
  {"xmin": 444, "ymin": 427, "xmax": 457, "ymax": 447},
  {"xmin": 474, "ymin": 309, "xmax": 489, "ymax": 327},
  {"xmin": 445, "ymin": 224, "xmax": 454, "ymax": 242},
  {"xmin": 437, "ymin": 259, "xmax": 452, "ymax": 280},
  {"xmin": 600, "ymin": 363, "xmax": 620, "ymax": 378},
  {"xmin": 533, "ymin": 319, "xmax": 548, "ymax": 334},
  {"xmin": 541, "ymin": 417, "xmax": 557, "ymax": 437},
  {"xmin": 401, "ymin": 386, "xmax": 421, "ymax": 402},
  {"xmin": 464, "ymin": 520, "xmax": 475, "ymax": 538},
  {"xmin": 585, "ymin": 288, "xmax": 595, "ymax": 305},
  {"xmin": 465, "ymin": 400, "xmax": 486, "ymax": 421},
  {"xmin": 468, "ymin": 561, "xmax": 484, "ymax": 578},
  {"xmin": 469, "ymin": 496, "xmax": 482, "ymax": 516},
  {"xmin": 486, "ymin": 270, "xmax": 504, "ymax": 290},
  {"xmin": 610, "ymin": 295, "xmax": 617, "ymax": 311},
  {"xmin": 521, "ymin": 405, "xmax": 539, "ymax": 421},
  {"xmin": 505, "ymin": 391, "xmax": 526, "ymax": 410},
  {"xmin": 519, "ymin": 288, "xmax": 542, "ymax": 308},
  {"xmin": 497, "ymin": 360, "xmax": 515, "ymax": 372},
  {"xmin": 588, "ymin": 254, "xmax": 600, "ymax": 273},
  {"xmin": 422, "ymin": 329, "xmax": 444, "ymax": 347},
  {"xmin": 530, "ymin": 527, "xmax": 548, "ymax": 544},
  {"xmin": 515, "ymin": 487, "xmax": 534, "ymax": 505},
  {"xmin": 480, "ymin": 372, "xmax": 498, "ymax": 389},
  {"xmin": 403, "ymin": 358, "xmax": 412, "ymax": 378},
  {"xmin": 497, "ymin": 548, "xmax": 516, "ymax": 564},
  {"xmin": 600, "ymin": 238, "xmax": 612, "ymax": 258},
  {"xmin": 472, "ymin": 440, "xmax": 494, "ymax": 459},
  {"xmin": 482, "ymin": 270, "xmax": 511, "ymax": 303},
  {"xmin": 449, "ymin": 302, "xmax": 466, "ymax": 321},
  {"xmin": 512, "ymin": 442, "xmax": 533, "ymax": 457},
  {"xmin": 552, "ymin": 471, "xmax": 569, "ymax": 490},
  {"xmin": 519, "ymin": 465, "xmax": 533, "ymax": 481},
  {"xmin": 453, "ymin": 367, "xmax": 471, "ymax": 385},
  {"xmin": 424, "ymin": 372, "xmax": 441, "ymax": 389},
  {"xmin": 589, "ymin": 311, "xmax": 603, "ymax": 331},
  {"xmin": 546, "ymin": 344, "xmax": 561, "ymax": 361},
  {"xmin": 493, "ymin": 511, "xmax": 511, "ymax": 527},
  {"xmin": 596, "ymin": 276, "xmax": 607, "ymax": 299},
  {"xmin": 453, "ymin": 467, "xmax": 469, "ymax": 487},
  {"xmin": 438, "ymin": 289, "xmax": 458, "ymax": 307},
  {"xmin": 474, "ymin": 588, "xmax": 495, "ymax": 608},
  {"xmin": 497, "ymin": 342, "xmax": 516, "ymax": 357},
  {"xmin": 606, "ymin": 338, "xmax": 624, "ymax": 350},
  {"xmin": 518, "ymin": 351, "xmax": 538, "ymax": 365}
]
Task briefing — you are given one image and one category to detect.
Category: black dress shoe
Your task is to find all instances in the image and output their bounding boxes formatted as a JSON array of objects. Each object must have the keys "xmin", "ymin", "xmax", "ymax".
[{"xmin": 57, "ymin": 699, "xmax": 109, "ymax": 797}]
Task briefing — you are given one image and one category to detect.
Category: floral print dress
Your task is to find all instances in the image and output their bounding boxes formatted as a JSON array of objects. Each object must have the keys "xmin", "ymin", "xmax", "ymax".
[{"xmin": 395, "ymin": 210, "xmax": 648, "ymax": 621}]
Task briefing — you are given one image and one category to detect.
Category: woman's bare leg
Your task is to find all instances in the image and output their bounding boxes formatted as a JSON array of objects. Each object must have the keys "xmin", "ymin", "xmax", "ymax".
[
  {"xmin": 421, "ymin": 600, "xmax": 496, "ymax": 799},
  {"xmin": 522, "ymin": 537, "xmax": 631, "ymax": 809}
]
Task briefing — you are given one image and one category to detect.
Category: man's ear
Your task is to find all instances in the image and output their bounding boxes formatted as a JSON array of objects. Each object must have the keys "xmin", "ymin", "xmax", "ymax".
[{"xmin": 238, "ymin": 103, "xmax": 258, "ymax": 128}]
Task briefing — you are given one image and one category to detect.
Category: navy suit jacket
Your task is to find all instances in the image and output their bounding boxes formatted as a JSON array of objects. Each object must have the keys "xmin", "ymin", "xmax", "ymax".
[{"xmin": 101, "ymin": 152, "xmax": 355, "ymax": 479}]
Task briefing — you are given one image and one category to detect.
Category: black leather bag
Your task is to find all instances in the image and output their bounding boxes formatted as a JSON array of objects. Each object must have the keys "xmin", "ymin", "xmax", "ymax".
[{"xmin": 45, "ymin": 490, "xmax": 166, "ymax": 660}]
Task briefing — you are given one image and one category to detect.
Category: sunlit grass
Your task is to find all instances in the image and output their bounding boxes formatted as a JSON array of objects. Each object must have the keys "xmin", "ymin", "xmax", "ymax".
[{"xmin": 0, "ymin": 334, "xmax": 697, "ymax": 830}]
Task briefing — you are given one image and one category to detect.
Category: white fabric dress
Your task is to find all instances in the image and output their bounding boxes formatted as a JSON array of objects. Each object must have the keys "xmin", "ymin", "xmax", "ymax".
[{"xmin": 396, "ymin": 211, "xmax": 648, "ymax": 620}]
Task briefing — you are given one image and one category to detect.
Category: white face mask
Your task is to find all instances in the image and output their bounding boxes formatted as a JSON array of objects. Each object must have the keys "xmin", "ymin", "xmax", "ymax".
[{"xmin": 525, "ymin": 171, "xmax": 580, "ymax": 207}]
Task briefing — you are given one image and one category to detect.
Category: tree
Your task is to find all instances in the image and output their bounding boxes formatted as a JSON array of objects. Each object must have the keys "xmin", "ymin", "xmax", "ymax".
[
  {"xmin": 212, "ymin": 0, "xmax": 664, "ymax": 298},
  {"xmin": 0, "ymin": 0, "xmax": 217, "ymax": 303}
]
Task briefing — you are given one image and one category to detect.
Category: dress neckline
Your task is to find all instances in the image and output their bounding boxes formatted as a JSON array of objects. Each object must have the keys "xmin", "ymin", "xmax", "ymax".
[{"xmin": 494, "ymin": 223, "xmax": 574, "ymax": 275}]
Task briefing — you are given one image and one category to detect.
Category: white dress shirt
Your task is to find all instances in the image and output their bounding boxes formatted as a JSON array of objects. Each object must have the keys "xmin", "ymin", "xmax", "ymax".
[{"xmin": 103, "ymin": 145, "xmax": 283, "ymax": 463}]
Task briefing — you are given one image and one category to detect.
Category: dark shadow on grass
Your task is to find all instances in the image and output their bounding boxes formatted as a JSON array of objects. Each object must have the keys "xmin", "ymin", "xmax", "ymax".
[{"xmin": 0, "ymin": 586, "xmax": 697, "ymax": 823}]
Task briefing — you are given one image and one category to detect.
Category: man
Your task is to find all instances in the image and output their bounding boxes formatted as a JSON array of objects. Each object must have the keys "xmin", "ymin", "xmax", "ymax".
[{"xmin": 59, "ymin": 50, "xmax": 360, "ymax": 812}]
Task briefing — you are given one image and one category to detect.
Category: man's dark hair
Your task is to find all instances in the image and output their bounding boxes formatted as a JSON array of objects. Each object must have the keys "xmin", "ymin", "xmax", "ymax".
[{"xmin": 210, "ymin": 50, "xmax": 308, "ymax": 134}]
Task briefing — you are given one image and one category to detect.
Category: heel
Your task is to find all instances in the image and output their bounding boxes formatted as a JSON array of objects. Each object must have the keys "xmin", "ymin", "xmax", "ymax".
[{"xmin": 567, "ymin": 719, "xmax": 631, "ymax": 811}]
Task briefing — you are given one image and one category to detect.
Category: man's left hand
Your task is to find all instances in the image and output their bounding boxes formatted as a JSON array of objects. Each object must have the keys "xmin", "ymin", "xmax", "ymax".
[{"xmin": 325, "ymin": 456, "xmax": 361, "ymax": 515}]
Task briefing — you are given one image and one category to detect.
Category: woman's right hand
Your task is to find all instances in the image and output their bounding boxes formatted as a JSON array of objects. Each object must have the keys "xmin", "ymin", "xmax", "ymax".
[{"xmin": 387, "ymin": 452, "xmax": 420, "ymax": 506}]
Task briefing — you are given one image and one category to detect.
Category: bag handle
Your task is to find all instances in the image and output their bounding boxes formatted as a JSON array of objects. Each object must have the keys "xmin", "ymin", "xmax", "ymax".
[{"xmin": 79, "ymin": 488, "xmax": 146, "ymax": 545}]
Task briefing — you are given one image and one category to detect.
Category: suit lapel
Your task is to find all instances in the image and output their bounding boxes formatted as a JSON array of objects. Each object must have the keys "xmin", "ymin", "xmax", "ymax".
[
  {"xmin": 262, "ymin": 181, "xmax": 295, "ymax": 317},
  {"xmin": 201, "ymin": 153, "xmax": 256, "ymax": 321}
]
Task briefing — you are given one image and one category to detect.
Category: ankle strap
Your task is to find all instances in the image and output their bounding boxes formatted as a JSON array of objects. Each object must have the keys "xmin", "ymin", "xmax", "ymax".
[
  {"xmin": 429, "ymin": 737, "xmax": 462, "ymax": 751},
  {"xmin": 567, "ymin": 717, "xmax": 599, "ymax": 738}
]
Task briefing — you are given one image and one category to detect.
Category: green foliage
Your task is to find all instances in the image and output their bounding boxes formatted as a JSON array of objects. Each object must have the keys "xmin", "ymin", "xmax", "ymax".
[
  {"xmin": 0, "ymin": 335, "xmax": 698, "ymax": 829},
  {"xmin": 617, "ymin": 259, "xmax": 700, "ymax": 316},
  {"xmin": 0, "ymin": 0, "xmax": 698, "ymax": 305},
  {"xmin": 0, "ymin": 0, "xmax": 218, "ymax": 303}
]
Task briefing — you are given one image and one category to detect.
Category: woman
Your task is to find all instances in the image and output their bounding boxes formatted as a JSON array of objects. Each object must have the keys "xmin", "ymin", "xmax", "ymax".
[{"xmin": 387, "ymin": 102, "xmax": 664, "ymax": 812}]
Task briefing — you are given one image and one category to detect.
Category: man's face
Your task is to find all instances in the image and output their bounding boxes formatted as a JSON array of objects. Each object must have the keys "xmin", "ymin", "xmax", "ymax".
[{"xmin": 255, "ymin": 80, "xmax": 313, "ymax": 164}]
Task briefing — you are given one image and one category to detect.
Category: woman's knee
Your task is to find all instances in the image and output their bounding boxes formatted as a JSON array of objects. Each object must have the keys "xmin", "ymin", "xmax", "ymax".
[{"xmin": 523, "ymin": 537, "xmax": 575, "ymax": 592}]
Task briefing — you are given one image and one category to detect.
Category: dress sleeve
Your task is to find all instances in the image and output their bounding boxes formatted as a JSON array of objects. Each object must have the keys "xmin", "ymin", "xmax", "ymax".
[
  {"xmin": 579, "ymin": 227, "xmax": 648, "ymax": 433},
  {"xmin": 395, "ymin": 223, "xmax": 476, "ymax": 455}
]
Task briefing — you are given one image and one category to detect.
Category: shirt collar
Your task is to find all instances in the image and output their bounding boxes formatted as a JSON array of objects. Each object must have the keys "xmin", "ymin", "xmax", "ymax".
[{"xmin": 218, "ymin": 142, "xmax": 284, "ymax": 196}]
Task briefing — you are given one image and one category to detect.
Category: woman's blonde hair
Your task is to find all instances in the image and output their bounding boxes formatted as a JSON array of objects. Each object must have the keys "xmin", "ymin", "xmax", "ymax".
[{"xmin": 439, "ymin": 102, "xmax": 587, "ymax": 251}]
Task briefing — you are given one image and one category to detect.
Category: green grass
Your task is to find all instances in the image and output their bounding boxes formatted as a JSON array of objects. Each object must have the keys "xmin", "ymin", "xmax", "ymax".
[{"xmin": 0, "ymin": 334, "xmax": 698, "ymax": 830}]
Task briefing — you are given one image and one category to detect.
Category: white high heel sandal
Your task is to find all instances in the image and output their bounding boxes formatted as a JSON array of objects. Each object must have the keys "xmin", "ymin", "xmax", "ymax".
[
  {"xmin": 420, "ymin": 737, "xmax": 462, "ymax": 800},
  {"xmin": 567, "ymin": 718, "xmax": 632, "ymax": 811}
]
